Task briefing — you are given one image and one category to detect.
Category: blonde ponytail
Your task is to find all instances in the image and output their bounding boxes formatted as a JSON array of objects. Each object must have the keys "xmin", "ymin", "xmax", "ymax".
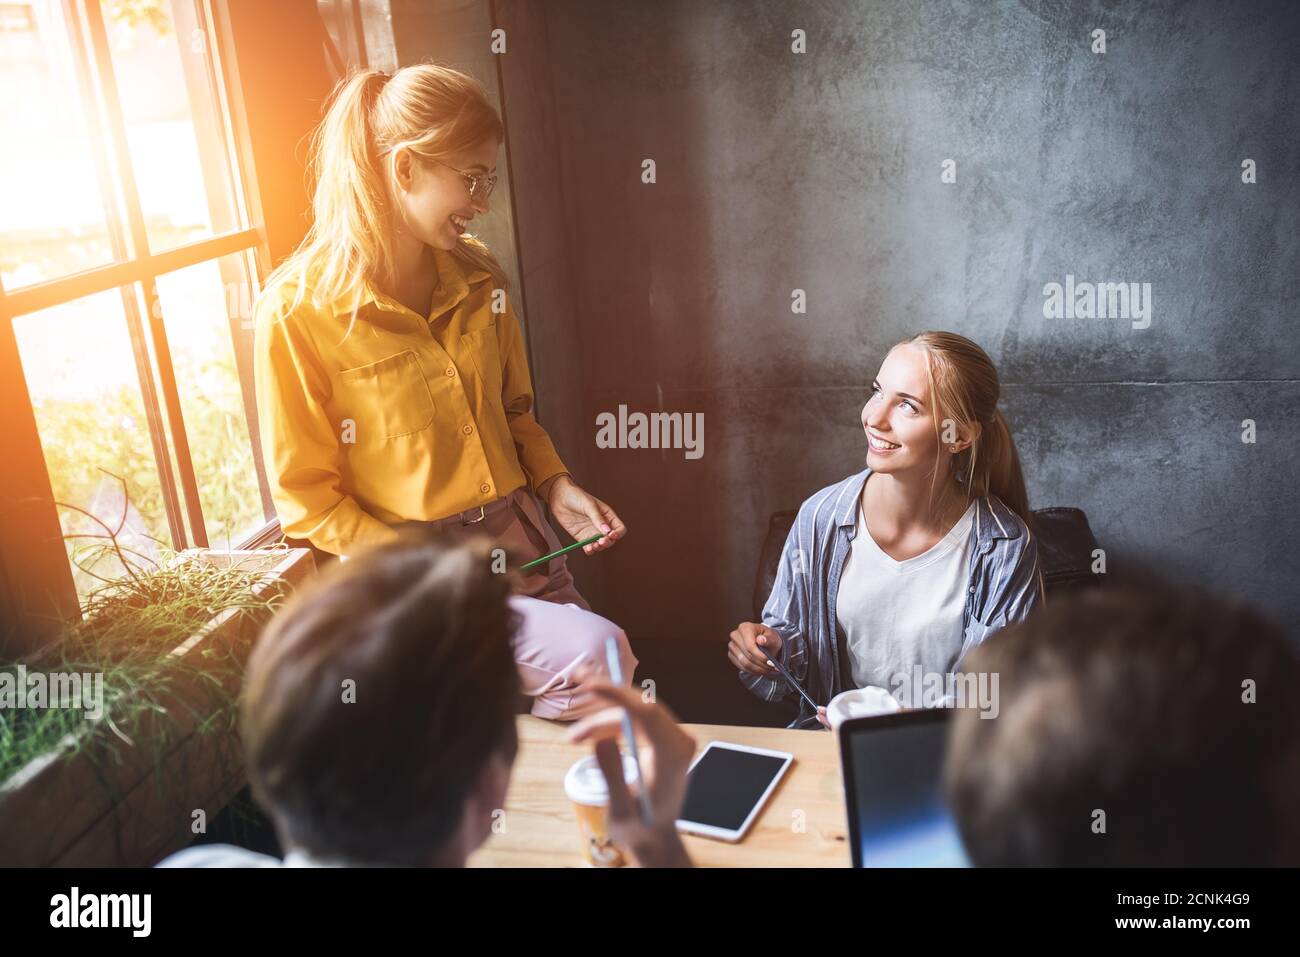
[
  {"xmin": 980, "ymin": 407, "xmax": 1030, "ymax": 524},
  {"xmin": 261, "ymin": 63, "xmax": 508, "ymax": 331}
]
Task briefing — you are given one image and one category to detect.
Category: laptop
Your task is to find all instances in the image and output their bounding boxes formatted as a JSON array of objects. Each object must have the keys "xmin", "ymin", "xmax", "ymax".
[{"xmin": 838, "ymin": 708, "xmax": 970, "ymax": 867}]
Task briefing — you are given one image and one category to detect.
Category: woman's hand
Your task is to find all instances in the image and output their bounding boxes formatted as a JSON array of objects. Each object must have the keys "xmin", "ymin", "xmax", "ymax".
[
  {"xmin": 544, "ymin": 475, "xmax": 626, "ymax": 554},
  {"xmin": 567, "ymin": 681, "xmax": 696, "ymax": 868},
  {"xmin": 728, "ymin": 621, "xmax": 783, "ymax": 676}
]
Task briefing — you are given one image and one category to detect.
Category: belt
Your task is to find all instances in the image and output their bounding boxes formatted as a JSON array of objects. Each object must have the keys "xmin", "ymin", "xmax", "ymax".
[{"xmin": 424, "ymin": 495, "xmax": 513, "ymax": 529}]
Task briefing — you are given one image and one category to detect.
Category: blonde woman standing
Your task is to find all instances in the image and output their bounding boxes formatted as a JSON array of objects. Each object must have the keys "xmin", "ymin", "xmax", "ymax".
[{"xmin": 253, "ymin": 65, "xmax": 633, "ymax": 719}]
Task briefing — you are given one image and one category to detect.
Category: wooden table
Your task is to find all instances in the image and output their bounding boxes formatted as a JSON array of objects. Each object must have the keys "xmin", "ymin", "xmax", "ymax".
[{"xmin": 467, "ymin": 716, "xmax": 850, "ymax": 867}]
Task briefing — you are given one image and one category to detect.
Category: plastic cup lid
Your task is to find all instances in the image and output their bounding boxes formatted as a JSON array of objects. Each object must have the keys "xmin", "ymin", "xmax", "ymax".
[
  {"xmin": 827, "ymin": 685, "xmax": 901, "ymax": 730},
  {"xmin": 564, "ymin": 753, "xmax": 639, "ymax": 806}
]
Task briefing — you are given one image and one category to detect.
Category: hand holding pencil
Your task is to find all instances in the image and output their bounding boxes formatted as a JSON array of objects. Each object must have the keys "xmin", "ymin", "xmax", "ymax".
[
  {"xmin": 566, "ymin": 680, "xmax": 697, "ymax": 868},
  {"xmin": 728, "ymin": 621, "xmax": 784, "ymax": 677},
  {"xmin": 542, "ymin": 474, "xmax": 627, "ymax": 556}
]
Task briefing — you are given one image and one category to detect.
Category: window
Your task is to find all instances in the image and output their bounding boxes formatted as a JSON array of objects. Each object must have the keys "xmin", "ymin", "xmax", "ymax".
[{"xmin": 0, "ymin": 0, "xmax": 273, "ymax": 609}]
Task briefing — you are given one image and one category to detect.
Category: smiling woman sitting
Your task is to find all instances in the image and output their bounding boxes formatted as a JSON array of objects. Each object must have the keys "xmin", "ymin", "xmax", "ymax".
[{"xmin": 728, "ymin": 331, "xmax": 1045, "ymax": 728}]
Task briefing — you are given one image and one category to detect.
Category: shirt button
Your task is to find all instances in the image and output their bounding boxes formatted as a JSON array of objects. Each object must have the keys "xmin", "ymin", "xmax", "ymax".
[
  {"xmin": 462, "ymin": 424, "xmax": 473, "ymax": 435},
  {"xmin": 480, "ymin": 483, "xmax": 491, "ymax": 494},
  {"xmin": 969, "ymin": 586, "xmax": 976, "ymax": 593},
  {"xmin": 445, "ymin": 367, "xmax": 455, "ymax": 377}
]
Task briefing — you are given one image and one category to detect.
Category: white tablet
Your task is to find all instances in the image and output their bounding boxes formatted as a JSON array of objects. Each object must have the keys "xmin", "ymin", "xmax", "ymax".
[{"xmin": 674, "ymin": 741, "xmax": 794, "ymax": 842}]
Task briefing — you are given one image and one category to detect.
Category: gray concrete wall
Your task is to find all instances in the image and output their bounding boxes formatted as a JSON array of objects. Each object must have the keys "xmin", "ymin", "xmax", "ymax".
[
  {"xmin": 496, "ymin": 0, "xmax": 1300, "ymax": 642},
  {"xmin": 385, "ymin": 0, "xmax": 531, "ymax": 301}
]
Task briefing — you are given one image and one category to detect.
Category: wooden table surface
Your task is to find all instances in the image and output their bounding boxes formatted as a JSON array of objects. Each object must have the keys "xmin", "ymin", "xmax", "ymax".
[{"xmin": 467, "ymin": 715, "xmax": 851, "ymax": 867}]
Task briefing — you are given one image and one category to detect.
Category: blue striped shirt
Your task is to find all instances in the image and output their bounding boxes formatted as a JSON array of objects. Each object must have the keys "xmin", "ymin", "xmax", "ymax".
[{"xmin": 740, "ymin": 468, "xmax": 1045, "ymax": 724}]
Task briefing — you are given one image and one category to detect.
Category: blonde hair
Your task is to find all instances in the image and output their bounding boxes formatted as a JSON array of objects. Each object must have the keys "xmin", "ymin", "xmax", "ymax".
[
  {"xmin": 263, "ymin": 63, "xmax": 507, "ymax": 330},
  {"xmin": 894, "ymin": 331, "xmax": 1032, "ymax": 525}
]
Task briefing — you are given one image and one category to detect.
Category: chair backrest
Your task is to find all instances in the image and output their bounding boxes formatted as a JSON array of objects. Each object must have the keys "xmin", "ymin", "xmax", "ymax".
[
  {"xmin": 1028, "ymin": 507, "xmax": 1104, "ymax": 592},
  {"xmin": 751, "ymin": 505, "xmax": 1101, "ymax": 620},
  {"xmin": 752, "ymin": 510, "xmax": 799, "ymax": 622}
]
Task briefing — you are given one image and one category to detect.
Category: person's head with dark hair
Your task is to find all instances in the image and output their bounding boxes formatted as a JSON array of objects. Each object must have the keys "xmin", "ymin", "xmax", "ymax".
[
  {"xmin": 242, "ymin": 533, "xmax": 521, "ymax": 866},
  {"xmin": 944, "ymin": 585, "xmax": 1300, "ymax": 866}
]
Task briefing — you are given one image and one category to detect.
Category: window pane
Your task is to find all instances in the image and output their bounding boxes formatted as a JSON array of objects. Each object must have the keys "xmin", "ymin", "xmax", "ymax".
[
  {"xmin": 99, "ymin": 0, "xmax": 239, "ymax": 252},
  {"xmin": 12, "ymin": 289, "xmax": 170, "ymax": 605},
  {"xmin": 0, "ymin": 2, "xmax": 118, "ymax": 289},
  {"xmin": 151, "ymin": 252, "xmax": 267, "ymax": 546}
]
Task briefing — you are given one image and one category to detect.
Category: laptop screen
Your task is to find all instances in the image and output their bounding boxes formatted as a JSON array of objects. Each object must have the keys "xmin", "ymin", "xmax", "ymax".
[{"xmin": 839, "ymin": 709, "xmax": 970, "ymax": 867}]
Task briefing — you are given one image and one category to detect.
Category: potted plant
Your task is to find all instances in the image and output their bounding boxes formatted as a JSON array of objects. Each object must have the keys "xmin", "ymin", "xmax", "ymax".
[{"xmin": 0, "ymin": 497, "xmax": 315, "ymax": 866}]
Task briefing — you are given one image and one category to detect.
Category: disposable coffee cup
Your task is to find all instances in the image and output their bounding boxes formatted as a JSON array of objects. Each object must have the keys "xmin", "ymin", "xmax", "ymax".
[
  {"xmin": 563, "ymin": 753, "xmax": 640, "ymax": 867},
  {"xmin": 825, "ymin": 685, "xmax": 901, "ymax": 732}
]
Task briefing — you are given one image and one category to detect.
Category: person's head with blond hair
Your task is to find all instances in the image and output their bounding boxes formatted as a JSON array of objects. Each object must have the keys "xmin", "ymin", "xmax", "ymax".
[
  {"xmin": 266, "ymin": 62, "xmax": 507, "ymax": 322},
  {"xmin": 866, "ymin": 330, "xmax": 1030, "ymax": 524}
]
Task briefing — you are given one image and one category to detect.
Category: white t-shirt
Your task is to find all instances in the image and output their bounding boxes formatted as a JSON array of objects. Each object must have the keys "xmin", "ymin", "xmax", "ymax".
[{"xmin": 835, "ymin": 498, "xmax": 976, "ymax": 707}]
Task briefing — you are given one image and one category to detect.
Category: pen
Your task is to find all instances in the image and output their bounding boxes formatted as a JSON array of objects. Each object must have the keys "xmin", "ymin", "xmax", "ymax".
[
  {"xmin": 762, "ymin": 647, "xmax": 821, "ymax": 715},
  {"xmin": 521, "ymin": 533, "xmax": 605, "ymax": 571},
  {"xmin": 604, "ymin": 635, "xmax": 654, "ymax": 826}
]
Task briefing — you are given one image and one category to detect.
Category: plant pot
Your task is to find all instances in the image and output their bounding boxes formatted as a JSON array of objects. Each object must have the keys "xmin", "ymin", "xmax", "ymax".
[{"xmin": 0, "ymin": 547, "xmax": 315, "ymax": 867}]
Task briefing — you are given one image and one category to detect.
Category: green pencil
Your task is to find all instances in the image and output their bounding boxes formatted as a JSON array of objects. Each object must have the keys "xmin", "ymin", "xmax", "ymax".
[{"xmin": 521, "ymin": 533, "xmax": 606, "ymax": 571}]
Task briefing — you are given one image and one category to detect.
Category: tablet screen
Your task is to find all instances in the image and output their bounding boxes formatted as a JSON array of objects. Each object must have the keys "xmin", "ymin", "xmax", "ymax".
[
  {"xmin": 842, "ymin": 712, "xmax": 969, "ymax": 867},
  {"xmin": 679, "ymin": 745, "xmax": 788, "ymax": 832}
]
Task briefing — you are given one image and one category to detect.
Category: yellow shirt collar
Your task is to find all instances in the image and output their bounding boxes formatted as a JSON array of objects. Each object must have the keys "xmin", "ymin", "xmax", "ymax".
[{"xmin": 330, "ymin": 245, "xmax": 493, "ymax": 320}]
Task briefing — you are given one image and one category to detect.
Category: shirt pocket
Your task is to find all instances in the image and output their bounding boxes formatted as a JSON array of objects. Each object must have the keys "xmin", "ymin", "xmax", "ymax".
[
  {"xmin": 336, "ymin": 350, "xmax": 435, "ymax": 439},
  {"xmin": 462, "ymin": 326, "xmax": 503, "ymax": 405}
]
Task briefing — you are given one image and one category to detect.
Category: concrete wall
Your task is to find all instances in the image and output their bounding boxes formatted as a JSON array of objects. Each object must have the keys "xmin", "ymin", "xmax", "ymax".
[
  {"xmin": 385, "ymin": 0, "xmax": 531, "ymax": 301},
  {"xmin": 496, "ymin": 0, "xmax": 1300, "ymax": 642}
]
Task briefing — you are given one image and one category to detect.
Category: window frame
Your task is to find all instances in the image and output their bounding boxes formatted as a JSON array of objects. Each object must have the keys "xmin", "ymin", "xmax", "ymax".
[{"xmin": 0, "ymin": 0, "xmax": 281, "ymax": 653}]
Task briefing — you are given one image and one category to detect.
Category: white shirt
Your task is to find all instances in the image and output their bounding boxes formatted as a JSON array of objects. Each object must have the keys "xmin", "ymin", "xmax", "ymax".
[{"xmin": 835, "ymin": 498, "xmax": 976, "ymax": 706}]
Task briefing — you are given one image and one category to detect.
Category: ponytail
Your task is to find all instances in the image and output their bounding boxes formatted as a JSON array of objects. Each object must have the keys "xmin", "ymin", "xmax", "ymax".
[
  {"xmin": 261, "ymin": 64, "xmax": 508, "ymax": 332},
  {"xmin": 978, "ymin": 408, "xmax": 1031, "ymax": 526}
]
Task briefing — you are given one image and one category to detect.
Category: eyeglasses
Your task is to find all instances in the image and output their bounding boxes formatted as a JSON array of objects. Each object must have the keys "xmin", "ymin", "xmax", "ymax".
[{"xmin": 432, "ymin": 159, "xmax": 498, "ymax": 204}]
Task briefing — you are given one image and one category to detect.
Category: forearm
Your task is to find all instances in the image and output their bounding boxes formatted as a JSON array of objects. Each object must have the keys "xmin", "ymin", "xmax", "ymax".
[
  {"xmin": 507, "ymin": 408, "xmax": 569, "ymax": 494},
  {"xmin": 275, "ymin": 485, "xmax": 399, "ymax": 557},
  {"xmin": 739, "ymin": 668, "xmax": 789, "ymax": 703},
  {"xmin": 535, "ymin": 470, "xmax": 572, "ymax": 504}
]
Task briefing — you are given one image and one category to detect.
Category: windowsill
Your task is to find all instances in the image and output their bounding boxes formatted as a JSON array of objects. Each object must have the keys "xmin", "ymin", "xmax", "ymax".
[
  {"xmin": 237, "ymin": 517, "xmax": 286, "ymax": 551},
  {"xmin": 0, "ymin": 546, "xmax": 316, "ymax": 866}
]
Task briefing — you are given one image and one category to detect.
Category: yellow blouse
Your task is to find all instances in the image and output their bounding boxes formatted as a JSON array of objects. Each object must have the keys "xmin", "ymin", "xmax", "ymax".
[{"xmin": 252, "ymin": 246, "xmax": 569, "ymax": 556}]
